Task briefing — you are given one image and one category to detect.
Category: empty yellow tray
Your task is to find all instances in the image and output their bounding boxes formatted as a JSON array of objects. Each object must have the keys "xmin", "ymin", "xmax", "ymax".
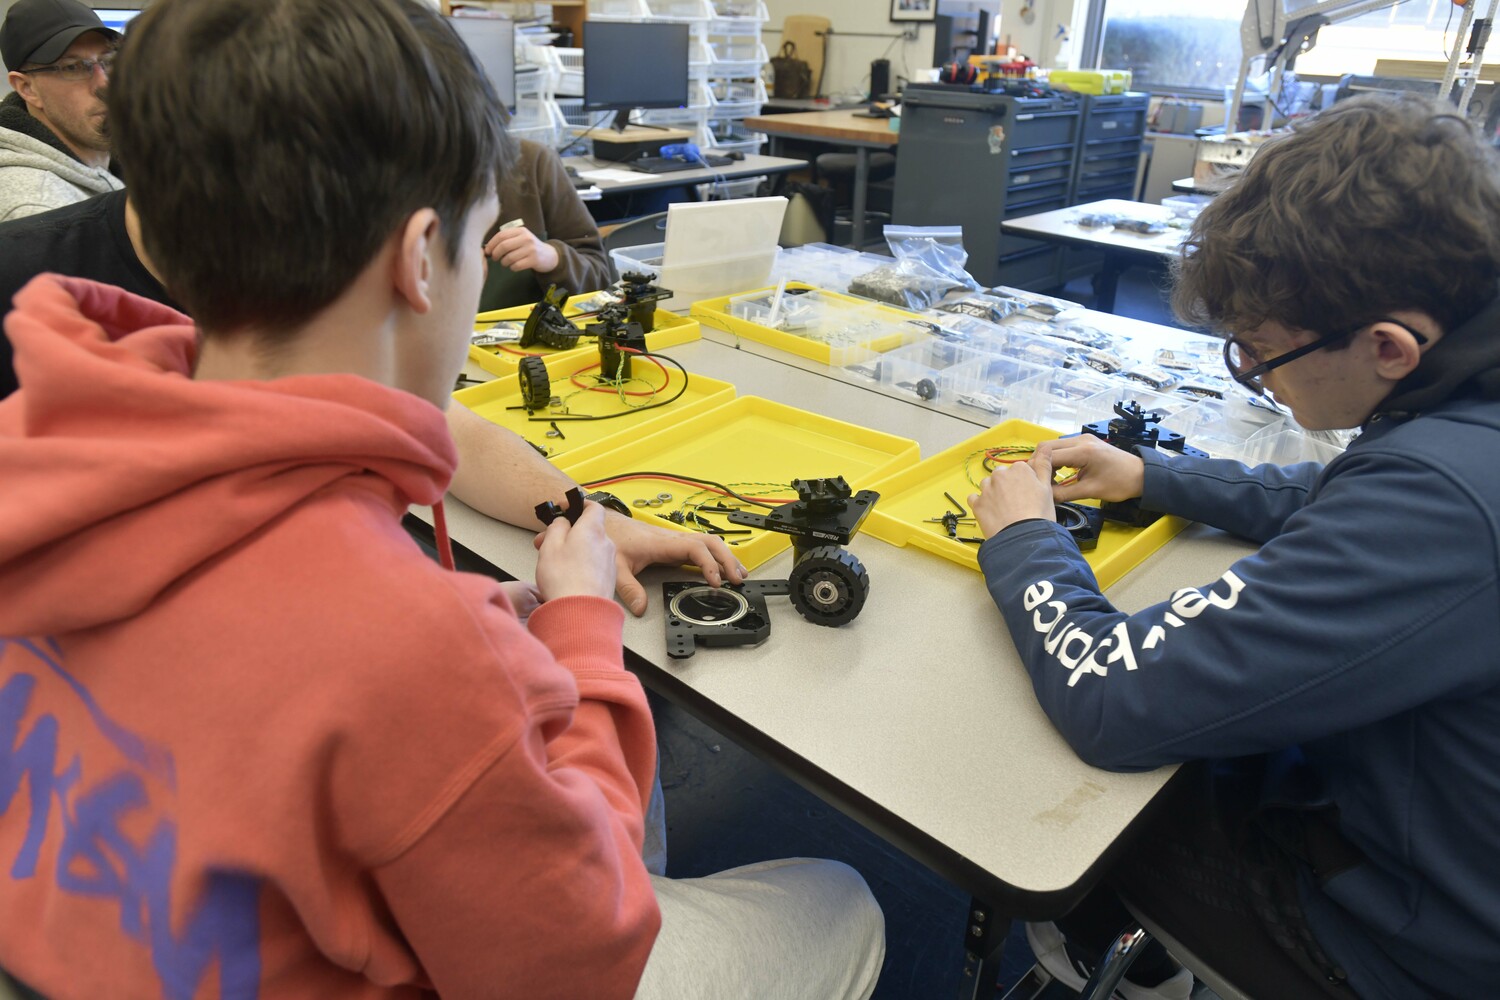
[
  {"xmin": 862, "ymin": 419, "xmax": 1186, "ymax": 588},
  {"xmin": 452, "ymin": 353, "xmax": 736, "ymax": 466},
  {"xmin": 691, "ymin": 282, "xmax": 931, "ymax": 366},
  {"xmin": 555, "ymin": 396, "xmax": 921, "ymax": 571},
  {"xmin": 469, "ymin": 303, "xmax": 701, "ymax": 378}
]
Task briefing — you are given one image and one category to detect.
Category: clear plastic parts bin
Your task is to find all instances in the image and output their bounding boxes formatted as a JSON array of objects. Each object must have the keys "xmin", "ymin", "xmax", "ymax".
[
  {"xmin": 725, "ymin": 288, "xmax": 922, "ymax": 366},
  {"xmin": 611, "ymin": 242, "xmax": 777, "ymax": 311},
  {"xmin": 1004, "ymin": 368, "xmax": 1118, "ymax": 431},
  {"xmin": 845, "ymin": 339, "xmax": 991, "ymax": 403},
  {"xmin": 1241, "ymin": 427, "xmax": 1345, "ymax": 467},
  {"xmin": 1160, "ymin": 396, "xmax": 1287, "ymax": 463},
  {"xmin": 947, "ymin": 356, "xmax": 1052, "ymax": 418}
]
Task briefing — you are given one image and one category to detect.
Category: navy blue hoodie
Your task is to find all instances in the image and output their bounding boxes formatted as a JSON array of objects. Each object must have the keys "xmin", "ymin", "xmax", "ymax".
[{"xmin": 979, "ymin": 297, "xmax": 1500, "ymax": 999}]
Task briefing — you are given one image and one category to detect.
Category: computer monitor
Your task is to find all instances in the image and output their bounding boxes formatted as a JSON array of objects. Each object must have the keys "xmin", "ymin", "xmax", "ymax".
[
  {"xmin": 446, "ymin": 15, "xmax": 516, "ymax": 111},
  {"xmin": 90, "ymin": 8, "xmax": 142, "ymax": 32},
  {"xmin": 583, "ymin": 21, "xmax": 690, "ymax": 132}
]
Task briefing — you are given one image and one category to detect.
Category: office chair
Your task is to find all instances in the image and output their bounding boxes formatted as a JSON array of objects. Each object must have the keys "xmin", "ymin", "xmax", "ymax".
[
  {"xmin": 813, "ymin": 152, "xmax": 896, "ymax": 247},
  {"xmin": 1075, "ymin": 900, "xmax": 1252, "ymax": 1000},
  {"xmin": 601, "ymin": 211, "xmax": 669, "ymax": 253}
]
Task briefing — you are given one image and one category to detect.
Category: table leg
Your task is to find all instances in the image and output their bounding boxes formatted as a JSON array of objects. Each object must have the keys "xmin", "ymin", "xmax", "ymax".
[
  {"xmin": 852, "ymin": 146, "xmax": 870, "ymax": 250},
  {"xmin": 958, "ymin": 897, "xmax": 1010, "ymax": 1000},
  {"xmin": 1092, "ymin": 253, "xmax": 1125, "ymax": 314}
]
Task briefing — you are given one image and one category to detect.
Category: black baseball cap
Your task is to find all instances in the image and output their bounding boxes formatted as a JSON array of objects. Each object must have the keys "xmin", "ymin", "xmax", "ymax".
[{"xmin": 1, "ymin": 0, "xmax": 120, "ymax": 73}]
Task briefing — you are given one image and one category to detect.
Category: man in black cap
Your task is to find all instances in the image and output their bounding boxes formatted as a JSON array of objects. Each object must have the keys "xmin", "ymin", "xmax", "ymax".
[{"xmin": 0, "ymin": 0, "xmax": 122, "ymax": 221}]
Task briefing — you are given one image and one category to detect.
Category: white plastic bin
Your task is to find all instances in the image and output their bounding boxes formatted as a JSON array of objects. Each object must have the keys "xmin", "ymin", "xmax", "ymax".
[
  {"xmin": 586, "ymin": 0, "xmax": 651, "ymax": 17},
  {"xmin": 555, "ymin": 47, "xmax": 584, "ymax": 96},
  {"xmin": 712, "ymin": 0, "xmax": 769, "ymax": 20},
  {"xmin": 645, "ymin": 0, "xmax": 716, "ymax": 18}
]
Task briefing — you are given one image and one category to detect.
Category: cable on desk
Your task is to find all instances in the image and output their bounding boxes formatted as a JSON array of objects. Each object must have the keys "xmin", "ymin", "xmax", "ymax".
[
  {"xmin": 579, "ymin": 472, "xmax": 794, "ymax": 509},
  {"xmin": 531, "ymin": 348, "xmax": 690, "ymax": 421}
]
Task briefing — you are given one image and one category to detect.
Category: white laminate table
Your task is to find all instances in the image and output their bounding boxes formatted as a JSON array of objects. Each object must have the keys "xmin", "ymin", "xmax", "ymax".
[
  {"xmin": 1000, "ymin": 199, "xmax": 1187, "ymax": 314},
  {"xmin": 426, "ymin": 316, "xmax": 1255, "ymax": 996}
]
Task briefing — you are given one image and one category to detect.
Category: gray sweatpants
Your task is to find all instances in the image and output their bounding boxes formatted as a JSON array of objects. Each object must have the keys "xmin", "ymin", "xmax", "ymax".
[
  {"xmin": 637, "ymin": 859, "xmax": 885, "ymax": 1000},
  {"xmin": 634, "ymin": 770, "xmax": 885, "ymax": 999}
]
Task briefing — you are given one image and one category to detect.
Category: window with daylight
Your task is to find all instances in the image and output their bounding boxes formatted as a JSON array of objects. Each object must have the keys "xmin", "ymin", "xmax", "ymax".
[
  {"xmin": 1097, "ymin": 0, "xmax": 1243, "ymax": 96},
  {"xmin": 1092, "ymin": 0, "xmax": 1478, "ymax": 98}
]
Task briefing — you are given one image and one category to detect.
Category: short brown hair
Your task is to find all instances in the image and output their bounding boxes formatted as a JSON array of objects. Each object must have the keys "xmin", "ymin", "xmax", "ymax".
[
  {"xmin": 109, "ymin": 0, "xmax": 511, "ymax": 334},
  {"xmin": 1172, "ymin": 94, "xmax": 1500, "ymax": 338}
]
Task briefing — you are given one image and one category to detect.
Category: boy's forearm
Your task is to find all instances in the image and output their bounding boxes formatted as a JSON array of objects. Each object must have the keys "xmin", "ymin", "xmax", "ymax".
[{"xmin": 445, "ymin": 403, "xmax": 578, "ymax": 529}]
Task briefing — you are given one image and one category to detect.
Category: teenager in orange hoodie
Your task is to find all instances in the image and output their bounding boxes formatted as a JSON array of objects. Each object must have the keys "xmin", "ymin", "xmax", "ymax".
[{"xmin": 0, "ymin": 0, "xmax": 884, "ymax": 997}]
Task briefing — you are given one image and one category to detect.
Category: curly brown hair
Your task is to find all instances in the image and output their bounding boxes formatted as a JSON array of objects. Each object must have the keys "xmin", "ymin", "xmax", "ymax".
[{"xmin": 1171, "ymin": 93, "xmax": 1500, "ymax": 339}]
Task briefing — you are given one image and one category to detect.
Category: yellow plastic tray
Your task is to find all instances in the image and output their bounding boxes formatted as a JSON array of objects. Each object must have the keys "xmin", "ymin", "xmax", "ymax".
[
  {"xmin": 862, "ymin": 419, "xmax": 1186, "ymax": 589},
  {"xmin": 452, "ymin": 353, "xmax": 736, "ymax": 466},
  {"xmin": 555, "ymin": 396, "xmax": 921, "ymax": 571},
  {"xmin": 691, "ymin": 282, "xmax": 931, "ymax": 365},
  {"xmin": 469, "ymin": 303, "xmax": 701, "ymax": 378}
]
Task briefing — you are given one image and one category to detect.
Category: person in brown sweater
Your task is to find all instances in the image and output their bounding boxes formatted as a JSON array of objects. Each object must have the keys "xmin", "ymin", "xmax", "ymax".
[{"xmin": 481, "ymin": 138, "xmax": 612, "ymax": 310}]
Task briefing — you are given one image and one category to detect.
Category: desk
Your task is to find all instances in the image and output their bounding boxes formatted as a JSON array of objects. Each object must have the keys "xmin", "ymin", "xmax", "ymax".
[
  {"xmin": 436, "ymin": 313, "xmax": 1253, "ymax": 996},
  {"xmin": 759, "ymin": 96, "xmax": 868, "ymax": 113},
  {"xmin": 1000, "ymin": 199, "xmax": 1185, "ymax": 314},
  {"xmin": 744, "ymin": 110, "xmax": 900, "ymax": 250},
  {"xmin": 570, "ymin": 153, "xmax": 808, "ymax": 198}
]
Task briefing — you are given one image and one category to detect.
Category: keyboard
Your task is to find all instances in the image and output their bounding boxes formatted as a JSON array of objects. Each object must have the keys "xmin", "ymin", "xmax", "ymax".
[{"xmin": 630, "ymin": 154, "xmax": 736, "ymax": 174}]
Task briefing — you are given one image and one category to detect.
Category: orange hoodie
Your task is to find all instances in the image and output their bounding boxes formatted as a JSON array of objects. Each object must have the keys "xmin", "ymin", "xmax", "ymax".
[{"xmin": 0, "ymin": 276, "xmax": 661, "ymax": 999}]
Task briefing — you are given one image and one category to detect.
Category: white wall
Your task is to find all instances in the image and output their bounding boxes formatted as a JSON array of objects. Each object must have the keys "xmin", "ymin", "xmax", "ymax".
[
  {"xmin": 996, "ymin": 0, "xmax": 1077, "ymax": 68},
  {"xmin": 761, "ymin": 0, "xmax": 939, "ymax": 99}
]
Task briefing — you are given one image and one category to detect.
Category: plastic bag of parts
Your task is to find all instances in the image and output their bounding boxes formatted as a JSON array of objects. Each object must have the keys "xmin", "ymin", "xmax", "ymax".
[{"xmin": 848, "ymin": 225, "xmax": 980, "ymax": 311}]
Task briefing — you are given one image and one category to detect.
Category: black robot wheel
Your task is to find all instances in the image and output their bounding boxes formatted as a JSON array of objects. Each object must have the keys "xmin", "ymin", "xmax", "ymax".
[
  {"xmin": 518, "ymin": 355, "xmax": 550, "ymax": 413},
  {"xmin": 787, "ymin": 546, "xmax": 870, "ymax": 627}
]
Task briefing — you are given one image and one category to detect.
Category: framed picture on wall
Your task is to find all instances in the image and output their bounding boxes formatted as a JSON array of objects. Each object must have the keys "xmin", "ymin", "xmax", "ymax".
[{"xmin": 890, "ymin": 0, "xmax": 937, "ymax": 23}]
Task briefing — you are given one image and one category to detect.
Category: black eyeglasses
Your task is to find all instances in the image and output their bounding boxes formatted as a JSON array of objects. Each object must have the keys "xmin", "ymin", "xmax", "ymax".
[
  {"xmin": 1222, "ymin": 317, "xmax": 1429, "ymax": 395},
  {"xmin": 17, "ymin": 51, "xmax": 116, "ymax": 83}
]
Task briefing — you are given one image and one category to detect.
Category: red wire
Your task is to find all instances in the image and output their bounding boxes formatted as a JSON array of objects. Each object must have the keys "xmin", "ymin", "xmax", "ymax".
[
  {"xmin": 583, "ymin": 473, "xmax": 794, "ymax": 504},
  {"xmin": 498, "ymin": 344, "xmax": 548, "ymax": 357},
  {"xmin": 432, "ymin": 501, "xmax": 456, "ymax": 571}
]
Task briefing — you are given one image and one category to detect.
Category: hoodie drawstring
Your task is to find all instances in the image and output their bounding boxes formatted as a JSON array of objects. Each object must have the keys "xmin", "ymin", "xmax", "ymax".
[{"xmin": 432, "ymin": 501, "xmax": 456, "ymax": 572}]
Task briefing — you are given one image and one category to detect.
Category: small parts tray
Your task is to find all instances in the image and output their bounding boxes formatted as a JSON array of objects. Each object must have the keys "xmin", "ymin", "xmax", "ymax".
[
  {"xmin": 861, "ymin": 418, "xmax": 1186, "ymax": 589},
  {"xmin": 451, "ymin": 354, "xmax": 736, "ymax": 466},
  {"xmin": 555, "ymin": 395, "xmax": 920, "ymax": 571},
  {"xmin": 691, "ymin": 282, "xmax": 932, "ymax": 366},
  {"xmin": 469, "ymin": 305, "xmax": 701, "ymax": 378}
]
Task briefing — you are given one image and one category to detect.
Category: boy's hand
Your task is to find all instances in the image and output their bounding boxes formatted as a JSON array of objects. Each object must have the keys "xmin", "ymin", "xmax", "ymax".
[
  {"xmin": 1035, "ymin": 435, "xmax": 1145, "ymax": 503},
  {"xmin": 970, "ymin": 451, "xmax": 1056, "ymax": 538},
  {"xmin": 485, "ymin": 226, "xmax": 560, "ymax": 274},
  {"xmin": 532, "ymin": 513, "xmax": 749, "ymax": 616},
  {"xmin": 497, "ymin": 580, "xmax": 542, "ymax": 622},
  {"xmin": 605, "ymin": 514, "xmax": 747, "ymax": 616},
  {"xmin": 533, "ymin": 502, "xmax": 617, "ymax": 602}
]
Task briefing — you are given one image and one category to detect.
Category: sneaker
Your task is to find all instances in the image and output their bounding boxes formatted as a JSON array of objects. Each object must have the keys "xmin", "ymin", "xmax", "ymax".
[{"xmin": 1024, "ymin": 921, "xmax": 1194, "ymax": 1000}]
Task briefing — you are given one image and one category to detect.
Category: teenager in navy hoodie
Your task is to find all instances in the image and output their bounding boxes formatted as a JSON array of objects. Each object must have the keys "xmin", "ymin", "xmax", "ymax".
[{"xmin": 971, "ymin": 94, "xmax": 1500, "ymax": 1000}]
